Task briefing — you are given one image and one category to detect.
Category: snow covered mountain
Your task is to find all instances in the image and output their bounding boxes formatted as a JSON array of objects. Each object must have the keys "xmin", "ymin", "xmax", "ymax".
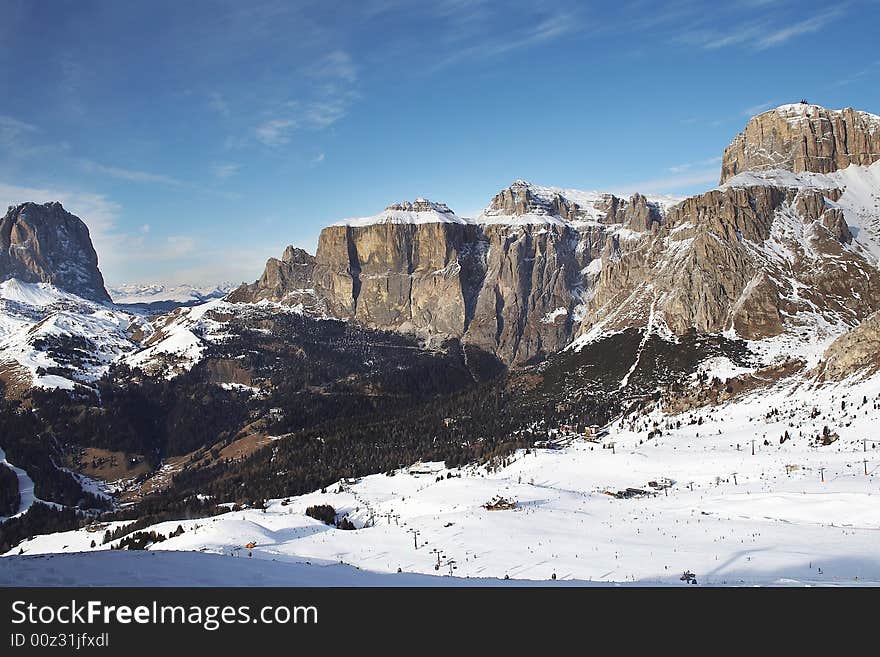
[
  {"xmin": 4, "ymin": 102, "xmax": 880, "ymax": 586},
  {"xmin": 231, "ymin": 185, "xmax": 687, "ymax": 364},
  {"xmin": 228, "ymin": 104, "xmax": 880, "ymax": 367},
  {"xmin": 108, "ymin": 282, "xmax": 237, "ymax": 309},
  {"xmin": 0, "ymin": 278, "xmax": 148, "ymax": 396},
  {"xmin": 331, "ymin": 198, "xmax": 470, "ymax": 226}
]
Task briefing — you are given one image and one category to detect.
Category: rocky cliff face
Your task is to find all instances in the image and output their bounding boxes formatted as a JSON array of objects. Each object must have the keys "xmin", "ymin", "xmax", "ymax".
[
  {"xmin": 311, "ymin": 220, "xmax": 481, "ymax": 336},
  {"xmin": 227, "ymin": 246, "xmax": 316, "ymax": 306},
  {"xmin": 815, "ymin": 309, "xmax": 880, "ymax": 381},
  {"xmin": 720, "ymin": 104, "xmax": 880, "ymax": 183},
  {"xmin": 232, "ymin": 189, "xmax": 676, "ymax": 365},
  {"xmin": 579, "ymin": 183, "xmax": 880, "ymax": 342},
  {"xmin": 0, "ymin": 202, "xmax": 110, "ymax": 302},
  {"xmin": 232, "ymin": 103, "xmax": 880, "ymax": 366}
]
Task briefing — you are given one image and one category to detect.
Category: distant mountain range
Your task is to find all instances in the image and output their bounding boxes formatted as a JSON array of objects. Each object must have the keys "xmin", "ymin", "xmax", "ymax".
[{"xmin": 107, "ymin": 282, "xmax": 237, "ymax": 308}]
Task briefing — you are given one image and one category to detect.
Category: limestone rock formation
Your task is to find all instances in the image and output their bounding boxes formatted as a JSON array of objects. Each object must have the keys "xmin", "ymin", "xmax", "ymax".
[
  {"xmin": 227, "ymin": 246, "xmax": 316, "ymax": 305},
  {"xmin": 0, "ymin": 201, "xmax": 110, "ymax": 302},
  {"xmin": 720, "ymin": 104, "xmax": 880, "ymax": 183},
  {"xmin": 815, "ymin": 310, "xmax": 880, "ymax": 381},
  {"xmin": 232, "ymin": 103, "xmax": 880, "ymax": 367},
  {"xmin": 580, "ymin": 183, "xmax": 880, "ymax": 341},
  {"xmin": 311, "ymin": 219, "xmax": 480, "ymax": 336},
  {"xmin": 485, "ymin": 180, "xmax": 583, "ymax": 221},
  {"xmin": 234, "ymin": 189, "xmax": 677, "ymax": 365}
]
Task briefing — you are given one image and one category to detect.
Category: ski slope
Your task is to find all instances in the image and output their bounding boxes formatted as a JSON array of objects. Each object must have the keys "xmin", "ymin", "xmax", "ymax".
[{"xmin": 8, "ymin": 365, "xmax": 880, "ymax": 586}]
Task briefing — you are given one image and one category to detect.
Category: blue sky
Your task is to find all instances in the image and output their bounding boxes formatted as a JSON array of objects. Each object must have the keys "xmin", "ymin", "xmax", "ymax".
[{"xmin": 1, "ymin": 0, "xmax": 879, "ymax": 286}]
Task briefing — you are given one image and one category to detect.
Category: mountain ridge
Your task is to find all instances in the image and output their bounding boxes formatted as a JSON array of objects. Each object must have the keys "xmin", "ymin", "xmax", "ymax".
[{"xmin": 230, "ymin": 102, "xmax": 880, "ymax": 366}]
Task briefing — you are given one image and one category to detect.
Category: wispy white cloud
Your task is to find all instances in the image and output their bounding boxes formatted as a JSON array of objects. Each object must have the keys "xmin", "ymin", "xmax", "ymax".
[
  {"xmin": 300, "ymin": 98, "xmax": 350, "ymax": 129},
  {"xmin": 77, "ymin": 158, "xmax": 239, "ymax": 200},
  {"xmin": 613, "ymin": 169, "xmax": 720, "ymax": 195},
  {"xmin": 212, "ymin": 162, "xmax": 241, "ymax": 179},
  {"xmin": 79, "ymin": 159, "xmax": 184, "ymax": 186},
  {"xmin": 308, "ymin": 50, "xmax": 357, "ymax": 83},
  {"xmin": 310, "ymin": 152, "xmax": 326, "ymax": 166},
  {"xmin": 830, "ymin": 60, "xmax": 880, "ymax": 88},
  {"xmin": 667, "ymin": 156, "xmax": 722, "ymax": 174},
  {"xmin": 675, "ymin": 20, "xmax": 768, "ymax": 50},
  {"xmin": 253, "ymin": 47, "xmax": 359, "ymax": 148},
  {"xmin": 673, "ymin": 6, "xmax": 847, "ymax": 52},
  {"xmin": 255, "ymin": 118, "xmax": 298, "ymax": 146},
  {"xmin": 56, "ymin": 52, "xmax": 88, "ymax": 118},
  {"xmin": 0, "ymin": 114, "xmax": 38, "ymax": 148},
  {"xmin": 254, "ymin": 95, "xmax": 356, "ymax": 146},
  {"xmin": 0, "ymin": 115, "xmax": 72, "ymax": 161},
  {"xmin": 208, "ymin": 91, "xmax": 231, "ymax": 117},
  {"xmin": 742, "ymin": 101, "xmax": 778, "ymax": 116},
  {"xmin": 431, "ymin": 10, "xmax": 580, "ymax": 69},
  {"xmin": 754, "ymin": 9, "xmax": 844, "ymax": 50}
]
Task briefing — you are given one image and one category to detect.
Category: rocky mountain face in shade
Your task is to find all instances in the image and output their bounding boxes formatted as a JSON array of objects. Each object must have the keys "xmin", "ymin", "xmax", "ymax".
[
  {"xmin": 231, "ymin": 103, "xmax": 880, "ymax": 367},
  {"xmin": 0, "ymin": 201, "xmax": 110, "ymax": 302},
  {"xmin": 720, "ymin": 103, "xmax": 880, "ymax": 183}
]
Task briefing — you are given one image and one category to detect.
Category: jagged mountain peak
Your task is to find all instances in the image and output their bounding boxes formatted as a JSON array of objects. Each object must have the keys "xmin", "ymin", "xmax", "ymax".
[
  {"xmin": 0, "ymin": 201, "xmax": 110, "ymax": 303},
  {"xmin": 480, "ymin": 180, "xmax": 680, "ymax": 227},
  {"xmin": 384, "ymin": 199, "xmax": 455, "ymax": 214},
  {"xmin": 484, "ymin": 180, "xmax": 574, "ymax": 218},
  {"xmin": 281, "ymin": 245, "xmax": 315, "ymax": 264}
]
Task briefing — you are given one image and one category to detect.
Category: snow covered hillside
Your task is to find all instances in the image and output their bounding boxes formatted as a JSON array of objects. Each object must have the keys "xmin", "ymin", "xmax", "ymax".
[
  {"xmin": 0, "ymin": 550, "xmax": 646, "ymax": 587},
  {"xmin": 0, "ymin": 279, "xmax": 149, "ymax": 393},
  {"xmin": 723, "ymin": 160, "xmax": 880, "ymax": 263},
  {"xmin": 9, "ymin": 360, "xmax": 880, "ymax": 586}
]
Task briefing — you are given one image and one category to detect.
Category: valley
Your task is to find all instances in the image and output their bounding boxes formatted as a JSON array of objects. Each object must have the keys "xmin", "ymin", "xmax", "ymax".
[{"xmin": 2, "ymin": 102, "xmax": 880, "ymax": 586}]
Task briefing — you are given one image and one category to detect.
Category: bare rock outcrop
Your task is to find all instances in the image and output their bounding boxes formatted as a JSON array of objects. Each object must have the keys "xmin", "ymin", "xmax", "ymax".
[
  {"xmin": 227, "ymin": 246, "xmax": 316, "ymax": 305},
  {"xmin": 579, "ymin": 183, "xmax": 880, "ymax": 341},
  {"xmin": 0, "ymin": 201, "xmax": 110, "ymax": 302},
  {"xmin": 486, "ymin": 180, "xmax": 584, "ymax": 221},
  {"xmin": 815, "ymin": 310, "xmax": 880, "ymax": 380},
  {"xmin": 720, "ymin": 104, "xmax": 880, "ymax": 183},
  {"xmin": 311, "ymin": 220, "xmax": 481, "ymax": 336},
  {"xmin": 463, "ymin": 223, "xmax": 581, "ymax": 364},
  {"xmin": 232, "ymin": 103, "xmax": 880, "ymax": 367}
]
